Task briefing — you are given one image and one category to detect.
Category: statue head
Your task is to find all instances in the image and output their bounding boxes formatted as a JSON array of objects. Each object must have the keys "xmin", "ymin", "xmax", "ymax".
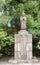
[
  {"xmin": 20, "ymin": 12, "xmax": 26, "ymax": 22},
  {"xmin": 22, "ymin": 12, "xmax": 26, "ymax": 17}
]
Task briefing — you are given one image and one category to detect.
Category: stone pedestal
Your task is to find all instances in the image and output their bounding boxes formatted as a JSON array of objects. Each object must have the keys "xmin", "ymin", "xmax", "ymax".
[{"xmin": 15, "ymin": 30, "xmax": 32, "ymax": 60}]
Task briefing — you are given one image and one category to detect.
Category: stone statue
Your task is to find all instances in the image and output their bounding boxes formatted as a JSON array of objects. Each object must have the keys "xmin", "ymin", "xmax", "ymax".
[{"xmin": 20, "ymin": 12, "xmax": 27, "ymax": 30}]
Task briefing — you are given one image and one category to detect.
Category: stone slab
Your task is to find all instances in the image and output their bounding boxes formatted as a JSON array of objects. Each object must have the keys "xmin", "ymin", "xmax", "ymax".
[
  {"xmin": 15, "ymin": 30, "xmax": 32, "ymax": 60},
  {"xmin": 8, "ymin": 58, "xmax": 40, "ymax": 65}
]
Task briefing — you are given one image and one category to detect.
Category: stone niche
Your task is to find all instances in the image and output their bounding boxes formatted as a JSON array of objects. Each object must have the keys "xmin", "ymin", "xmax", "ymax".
[{"xmin": 15, "ymin": 30, "xmax": 32, "ymax": 60}]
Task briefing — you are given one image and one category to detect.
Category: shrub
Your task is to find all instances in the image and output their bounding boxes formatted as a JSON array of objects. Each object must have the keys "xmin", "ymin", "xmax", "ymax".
[{"xmin": 0, "ymin": 31, "xmax": 14, "ymax": 58}]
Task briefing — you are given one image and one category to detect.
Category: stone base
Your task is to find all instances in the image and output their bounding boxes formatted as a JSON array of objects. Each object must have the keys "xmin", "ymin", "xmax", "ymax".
[
  {"xmin": 8, "ymin": 58, "xmax": 39, "ymax": 64},
  {"xmin": 0, "ymin": 62, "xmax": 40, "ymax": 65},
  {"xmin": 9, "ymin": 59, "xmax": 31, "ymax": 63},
  {"xmin": 15, "ymin": 30, "xmax": 32, "ymax": 60}
]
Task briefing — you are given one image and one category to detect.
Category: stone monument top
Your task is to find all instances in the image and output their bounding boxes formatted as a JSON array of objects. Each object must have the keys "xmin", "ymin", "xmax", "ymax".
[
  {"xmin": 21, "ymin": 12, "xmax": 26, "ymax": 16},
  {"xmin": 20, "ymin": 12, "xmax": 26, "ymax": 30}
]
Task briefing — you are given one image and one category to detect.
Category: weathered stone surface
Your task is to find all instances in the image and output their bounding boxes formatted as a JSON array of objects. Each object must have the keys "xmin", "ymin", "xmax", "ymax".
[
  {"xmin": 15, "ymin": 30, "xmax": 32, "ymax": 60},
  {"xmin": 15, "ymin": 34, "xmax": 21, "ymax": 43},
  {"xmin": 27, "ymin": 51, "xmax": 32, "ymax": 60},
  {"xmin": 15, "ymin": 51, "xmax": 18, "ymax": 59},
  {"xmin": 15, "ymin": 44, "xmax": 18, "ymax": 51},
  {"xmin": 27, "ymin": 34, "xmax": 32, "ymax": 43},
  {"xmin": 26, "ymin": 43, "xmax": 32, "ymax": 51},
  {"xmin": 8, "ymin": 58, "xmax": 40, "ymax": 64}
]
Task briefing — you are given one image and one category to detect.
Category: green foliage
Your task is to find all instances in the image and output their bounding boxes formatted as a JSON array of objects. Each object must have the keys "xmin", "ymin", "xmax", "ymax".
[
  {"xmin": 15, "ymin": 4, "xmax": 24, "ymax": 18},
  {"xmin": 5, "ymin": 0, "xmax": 12, "ymax": 3},
  {"xmin": 36, "ymin": 40, "xmax": 40, "ymax": 50},
  {"xmin": 0, "ymin": 31, "xmax": 14, "ymax": 47},
  {"xmin": 0, "ymin": 0, "xmax": 5, "ymax": 10},
  {"xmin": 0, "ymin": 31, "xmax": 14, "ymax": 57},
  {"xmin": 1, "ymin": 44, "xmax": 14, "ymax": 56},
  {"xmin": 17, "ymin": 0, "xmax": 26, "ymax": 3},
  {"xmin": 24, "ymin": 1, "xmax": 39, "ymax": 17},
  {"xmin": 37, "ymin": 11, "xmax": 40, "ymax": 22},
  {"xmin": 26, "ymin": 14, "xmax": 35, "ymax": 28},
  {"xmin": 0, "ymin": 15, "xmax": 11, "ymax": 26},
  {"xmin": 0, "ymin": 53, "xmax": 3, "ymax": 58}
]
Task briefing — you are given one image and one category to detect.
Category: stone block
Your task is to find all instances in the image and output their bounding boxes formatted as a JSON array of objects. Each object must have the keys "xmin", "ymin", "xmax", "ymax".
[
  {"xmin": 18, "ymin": 43, "xmax": 21, "ymax": 51},
  {"xmin": 15, "ymin": 51, "xmax": 18, "ymax": 59},
  {"xmin": 15, "ymin": 34, "xmax": 21, "ymax": 43},
  {"xmin": 17, "ymin": 52, "xmax": 21, "ymax": 59},
  {"xmin": 27, "ymin": 51, "xmax": 32, "ymax": 60},
  {"xmin": 15, "ymin": 44, "xmax": 18, "ymax": 52},
  {"xmin": 27, "ymin": 34, "xmax": 32, "ymax": 43},
  {"xmin": 26, "ymin": 43, "xmax": 32, "ymax": 51},
  {"xmin": 15, "ymin": 31, "xmax": 32, "ymax": 60},
  {"xmin": 20, "ymin": 51, "xmax": 27, "ymax": 59}
]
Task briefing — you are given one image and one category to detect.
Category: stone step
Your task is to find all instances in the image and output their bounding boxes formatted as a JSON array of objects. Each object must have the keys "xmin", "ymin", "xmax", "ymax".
[{"xmin": 8, "ymin": 58, "xmax": 40, "ymax": 64}]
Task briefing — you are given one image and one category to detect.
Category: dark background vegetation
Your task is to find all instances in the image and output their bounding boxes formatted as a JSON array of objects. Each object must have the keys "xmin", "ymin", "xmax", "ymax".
[{"xmin": 0, "ymin": 0, "xmax": 40, "ymax": 58}]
